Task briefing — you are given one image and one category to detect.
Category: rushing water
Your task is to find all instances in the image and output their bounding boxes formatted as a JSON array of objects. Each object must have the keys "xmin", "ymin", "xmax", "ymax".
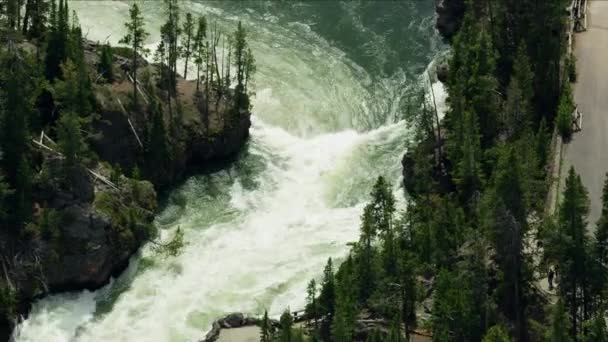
[{"xmin": 13, "ymin": 1, "xmax": 445, "ymax": 341}]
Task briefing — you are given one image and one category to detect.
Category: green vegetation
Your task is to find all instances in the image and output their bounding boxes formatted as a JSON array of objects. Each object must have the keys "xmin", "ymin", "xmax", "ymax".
[
  {"xmin": 0, "ymin": 0, "xmax": 255, "ymax": 335},
  {"xmin": 98, "ymin": 42, "xmax": 114, "ymax": 82},
  {"xmin": 119, "ymin": 3, "xmax": 149, "ymax": 106},
  {"xmin": 256, "ymin": 0, "xmax": 597, "ymax": 341}
]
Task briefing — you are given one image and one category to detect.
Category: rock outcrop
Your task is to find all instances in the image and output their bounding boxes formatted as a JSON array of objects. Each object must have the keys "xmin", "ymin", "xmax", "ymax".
[
  {"xmin": 435, "ymin": 0, "xmax": 465, "ymax": 40},
  {"xmin": 1, "ymin": 41, "xmax": 251, "ymax": 341},
  {"xmin": 90, "ymin": 50, "xmax": 251, "ymax": 189},
  {"xmin": 201, "ymin": 313, "xmax": 277, "ymax": 342}
]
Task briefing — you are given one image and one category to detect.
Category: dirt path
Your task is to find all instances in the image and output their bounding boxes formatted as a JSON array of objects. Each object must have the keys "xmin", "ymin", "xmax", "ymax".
[{"xmin": 562, "ymin": 0, "xmax": 608, "ymax": 229}]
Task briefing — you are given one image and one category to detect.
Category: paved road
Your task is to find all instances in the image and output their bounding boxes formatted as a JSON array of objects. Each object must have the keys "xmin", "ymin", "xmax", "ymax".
[{"xmin": 563, "ymin": 0, "xmax": 608, "ymax": 228}]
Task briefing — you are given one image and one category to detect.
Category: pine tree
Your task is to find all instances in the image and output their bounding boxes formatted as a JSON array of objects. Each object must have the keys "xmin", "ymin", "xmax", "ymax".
[
  {"xmin": 5, "ymin": 0, "xmax": 20, "ymax": 30},
  {"xmin": 431, "ymin": 269, "xmax": 473, "ymax": 341},
  {"xmin": 232, "ymin": 21, "xmax": 252, "ymax": 114},
  {"xmin": 556, "ymin": 82, "xmax": 575, "ymax": 139},
  {"xmin": 44, "ymin": 0, "xmax": 69, "ymax": 80},
  {"xmin": 22, "ymin": 0, "xmax": 49, "ymax": 38},
  {"xmin": 52, "ymin": 59, "xmax": 93, "ymax": 118},
  {"xmin": 279, "ymin": 310, "xmax": 294, "ymax": 342},
  {"xmin": 456, "ymin": 110, "xmax": 483, "ymax": 204},
  {"xmin": 558, "ymin": 167, "xmax": 591, "ymax": 337},
  {"xmin": 593, "ymin": 173, "xmax": 608, "ymax": 309},
  {"xmin": 486, "ymin": 147, "xmax": 529, "ymax": 341},
  {"xmin": 548, "ymin": 300, "xmax": 572, "ymax": 342},
  {"xmin": 319, "ymin": 258, "xmax": 336, "ymax": 318},
  {"xmin": 145, "ymin": 97, "xmax": 169, "ymax": 182},
  {"xmin": 119, "ymin": 3, "xmax": 149, "ymax": 106},
  {"xmin": 357, "ymin": 205, "xmax": 377, "ymax": 302},
  {"xmin": 98, "ymin": 43, "xmax": 114, "ymax": 82},
  {"xmin": 0, "ymin": 46, "xmax": 37, "ymax": 229},
  {"xmin": 56, "ymin": 110, "xmax": 85, "ymax": 173},
  {"xmin": 306, "ymin": 279, "xmax": 319, "ymax": 330},
  {"xmin": 260, "ymin": 310, "xmax": 272, "ymax": 342},
  {"xmin": 181, "ymin": 12, "xmax": 194, "ymax": 80},
  {"xmin": 331, "ymin": 275, "xmax": 356, "ymax": 342},
  {"xmin": 160, "ymin": 0, "xmax": 180, "ymax": 95},
  {"xmin": 193, "ymin": 16, "xmax": 207, "ymax": 91}
]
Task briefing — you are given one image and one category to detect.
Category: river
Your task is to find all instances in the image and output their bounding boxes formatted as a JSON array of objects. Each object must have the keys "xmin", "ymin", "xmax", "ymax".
[{"xmin": 13, "ymin": 1, "xmax": 445, "ymax": 341}]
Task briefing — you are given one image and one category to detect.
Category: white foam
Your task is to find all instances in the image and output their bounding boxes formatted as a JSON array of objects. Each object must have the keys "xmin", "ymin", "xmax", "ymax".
[{"xmin": 13, "ymin": 2, "xmax": 444, "ymax": 341}]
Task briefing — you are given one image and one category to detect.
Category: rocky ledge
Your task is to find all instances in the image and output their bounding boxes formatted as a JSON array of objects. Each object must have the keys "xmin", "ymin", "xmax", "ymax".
[
  {"xmin": 88, "ymin": 42, "xmax": 251, "ymax": 189},
  {"xmin": 201, "ymin": 313, "xmax": 277, "ymax": 342},
  {"xmin": 1, "ymin": 41, "xmax": 251, "ymax": 340}
]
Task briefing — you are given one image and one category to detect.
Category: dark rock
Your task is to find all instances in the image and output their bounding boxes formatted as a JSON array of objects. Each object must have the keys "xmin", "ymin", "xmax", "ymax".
[
  {"xmin": 202, "ymin": 313, "xmax": 268, "ymax": 342},
  {"xmin": 222, "ymin": 312, "xmax": 244, "ymax": 328},
  {"xmin": 436, "ymin": 0, "xmax": 465, "ymax": 40},
  {"xmin": 436, "ymin": 61, "xmax": 449, "ymax": 84}
]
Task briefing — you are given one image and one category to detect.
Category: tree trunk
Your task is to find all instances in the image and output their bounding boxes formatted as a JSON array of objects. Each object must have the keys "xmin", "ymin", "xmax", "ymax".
[{"xmin": 133, "ymin": 46, "xmax": 138, "ymax": 106}]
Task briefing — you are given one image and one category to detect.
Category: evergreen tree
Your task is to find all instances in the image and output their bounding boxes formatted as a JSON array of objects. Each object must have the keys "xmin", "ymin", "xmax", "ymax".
[
  {"xmin": 558, "ymin": 167, "xmax": 591, "ymax": 337},
  {"xmin": 119, "ymin": 3, "xmax": 149, "ymax": 106},
  {"xmin": 319, "ymin": 258, "xmax": 336, "ymax": 317},
  {"xmin": 232, "ymin": 21, "xmax": 254, "ymax": 114},
  {"xmin": 556, "ymin": 81, "xmax": 575, "ymax": 139},
  {"xmin": 44, "ymin": 0, "xmax": 69, "ymax": 80},
  {"xmin": 535, "ymin": 117, "xmax": 550, "ymax": 173},
  {"xmin": 22, "ymin": 0, "xmax": 49, "ymax": 38},
  {"xmin": 486, "ymin": 148, "xmax": 529, "ymax": 341},
  {"xmin": 279, "ymin": 310, "xmax": 294, "ymax": 342},
  {"xmin": 357, "ymin": 205, "xmax": 377, "ymax": 303},
  {"xmin": 331, "ymin": 274, "xmax": 356, "ymax": 342},
  {"xmin": 593, "ymin": 173, "xmax": 608, "ymax": 309},
  {"xmin": 397, "ymin": 248, "xmax": 417, "ymax": 341},
  {"xmin": 0, "ymin": 46, "xmax": 37, "ymax": 229},
  {"xmin": 145, "ymin": 97, "xmax": 169, "ymax": 182},
  {"xmin": 260, "ymin": 310, "xmax": 272, "ymax": 342},
  {"xmin": 160, "ymin": 0, "xmax": 180, "ymax": 95},
  {"xmin": 56, "ymin": 110, "xmax": 85, "ymax": 173},
  {"xmin": 548, "ymin": 300, "xmax": 572, "ymax": 342},
  {"xmin": 98, "ymin": 43, "xmax": 114, "ymax": 82},
  {"xmin": 455, "ymin": 110, "xmax": 483, "ymax": 204},
  {"xmin": 430, "ymin": 197, "xmax": 465, "ymax": 267},
  {"xmin": 181, "ymin": 12, "xmax": 194, "ymax": 80},
  {"xmin": 5, "ymin": 0, "xmax": 20, "ymax": 30},
  {"xmin": 193, "ymin": 16, "xmax": 207, "ymax": 91},
  {"xmin": 431, "ymin": 269, "xmax": 474, "ymax": 342},
  {"xmin": 52, "ymin": 59, "xmax": 93, "ymax": 118},
  {"xmin": 306, "ymin": 279, "xmax": 319, "ymax": 329}
]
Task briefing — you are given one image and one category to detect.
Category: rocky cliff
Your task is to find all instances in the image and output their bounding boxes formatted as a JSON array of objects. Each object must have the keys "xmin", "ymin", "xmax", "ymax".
[{"xmin": 0, "ymin": 41, "xmax": 251, "ymax": 340}]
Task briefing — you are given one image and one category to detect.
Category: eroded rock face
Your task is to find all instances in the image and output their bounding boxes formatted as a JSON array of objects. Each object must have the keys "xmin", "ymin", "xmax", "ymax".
[
  {"xmin": 1, "ymin": 159, "xmax": 156, "ymax": 340},
  {"xmin": 436, "ymin": 0, "xmax": 465, "ymax": 40},
  {"xmin": 41, "ymin": 204, "xmax": 128, "ymax": 292},
  {"xmin": 91, "ymin": 80, "xmax": 251, "ymax": 189}
]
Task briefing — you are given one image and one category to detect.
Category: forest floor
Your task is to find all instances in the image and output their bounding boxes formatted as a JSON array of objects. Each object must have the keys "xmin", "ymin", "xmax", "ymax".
[{"xmin": 562, "ymin": 0, "xmax": 608, "ymax": 229}]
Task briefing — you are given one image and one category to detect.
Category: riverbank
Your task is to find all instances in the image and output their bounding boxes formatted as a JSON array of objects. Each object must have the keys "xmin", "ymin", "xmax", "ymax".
[{"xmin": 0, "ymin": 36, "xmax": 251, "ymax": 341}]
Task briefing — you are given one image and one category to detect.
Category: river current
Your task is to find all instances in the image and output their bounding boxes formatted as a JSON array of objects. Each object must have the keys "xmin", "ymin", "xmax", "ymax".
[{"xmin": 13, "ymin": 1, "xmax": 445, "ymax": 341}]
